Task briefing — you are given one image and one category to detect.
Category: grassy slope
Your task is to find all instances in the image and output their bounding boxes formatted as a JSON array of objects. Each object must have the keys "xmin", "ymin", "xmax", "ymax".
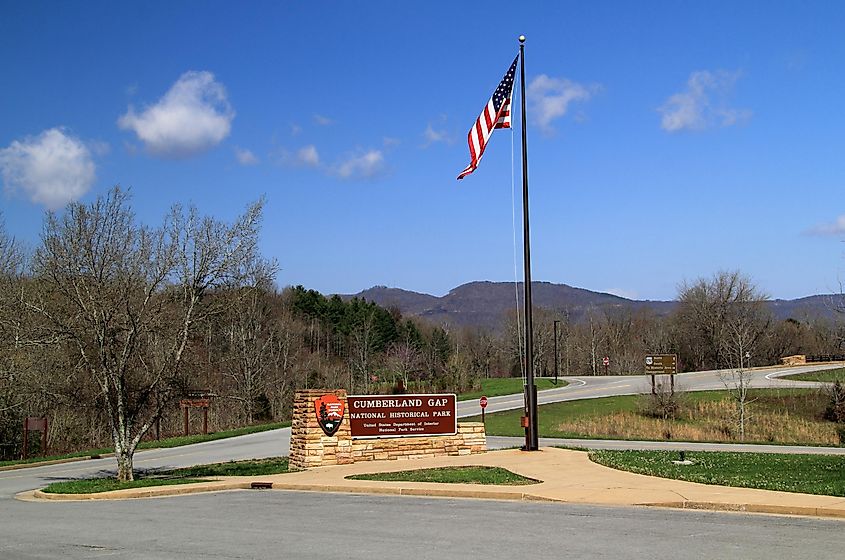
[
  {"xmin": 466, "ymin": 393, "xmax": 650, "ymax": 437},
  {"xmin": 590, "ymin": 449, "xmax": 845, "ymax": 496},
  {"xmin": 0, "ymin": 421, "xmax": 289, "ymax": 469},
  {"xmin": 469, "ymin": 389, "xmax": 841, "ymax": 445},
  {"xmin": 785, "ymin": 368, "xmax": 845, "ymax": 383},
  {"xmin": 458, "ymin": 378, "xmax": 564, "ymax": 401}
]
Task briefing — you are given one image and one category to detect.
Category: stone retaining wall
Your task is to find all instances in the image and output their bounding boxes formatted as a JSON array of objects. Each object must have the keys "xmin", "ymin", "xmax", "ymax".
[{"xmin": 288, "ymin": 389, "xmax": 486, "ymax": 470}]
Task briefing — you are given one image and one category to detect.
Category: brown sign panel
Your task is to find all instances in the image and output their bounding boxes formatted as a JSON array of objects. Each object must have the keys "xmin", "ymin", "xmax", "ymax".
[
  {"xmin": 347, "ymin": 394, "xmax": 457, "ymax": 439},
  {"xmin": 645, "ymin": 354, "xmax": 678, "ymax": 374},
  {"xmin": 180, "ymin": 398, "xmax": 210, "ymax": 408},
  {"xmin": 25, "ymin": 417, "xmax": 47, "ymax": 431}
]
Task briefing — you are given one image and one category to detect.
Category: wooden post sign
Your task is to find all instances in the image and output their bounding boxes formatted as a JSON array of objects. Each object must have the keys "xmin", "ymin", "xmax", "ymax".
[
  {"xmin": 22, "ymin": 416, "xmax": 48, "ymax": 460},
  {"xmin": 646, "ymin": 354, "xmax": 678, "ymax": 395},
  {"xmin": 180, "ymin": 390, "xmax": 213, "ymax": 436},
  {"xmin": 645, "ymin": 354, "xmax": 678, "ymax": 375}
]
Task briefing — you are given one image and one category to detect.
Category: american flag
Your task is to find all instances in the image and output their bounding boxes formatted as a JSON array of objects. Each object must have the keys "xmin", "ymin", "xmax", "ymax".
[{"xmin": 457, "ymin": 55, "xmax": 519, "ymax": 180}]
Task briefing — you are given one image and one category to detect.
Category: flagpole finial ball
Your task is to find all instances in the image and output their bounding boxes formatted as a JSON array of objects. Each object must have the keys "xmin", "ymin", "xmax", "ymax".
[{"xmin": 519, "ymin": 35, "xmax": 526, "ymax": 43}]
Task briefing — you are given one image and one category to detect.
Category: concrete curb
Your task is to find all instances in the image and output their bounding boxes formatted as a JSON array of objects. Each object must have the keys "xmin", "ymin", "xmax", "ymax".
[
  {"xmin": 267, "ymin": 481, "xmax": 540, "ymax": 502},
  {"xmin": 643, "ymin": 501, "xmax": 845, "ymax": 519},
  {"xmin": 30, "ymin": 480, "xmax": 251, "ymax": 501},
  {"xmin": 21, "ymin": 478, "xmax": 845, "ymax": 520}
]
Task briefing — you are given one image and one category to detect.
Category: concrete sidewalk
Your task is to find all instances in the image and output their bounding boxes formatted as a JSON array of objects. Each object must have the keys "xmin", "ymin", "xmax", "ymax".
[{"xmin": 26, "ymin": 448, "xmax": 845, "ymax": 520}]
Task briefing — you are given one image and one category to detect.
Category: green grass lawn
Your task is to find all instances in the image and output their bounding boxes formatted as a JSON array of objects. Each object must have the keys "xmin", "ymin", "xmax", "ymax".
[
  {"xmin": 467, "ymin": 389, "xmax": 840, "ymax": 445},
  {"xmin": 42, "ymin": 457, "xmax": 291, "ymax": 494},
  {"xmin": 347, "ymin": 466, "xmax": 538, "ymax": 485},
  {"xmin": 0, "ymin": 421, "xmax": 289, "ymax": 469},
  {"xmin": 41, "ymin": 477, "xmax": 210, "ymax": 494},
  {"xmin": 458, "ymin": 377, "xmax": 565, "ymax": 401},
  {"xmin": 785, "ymin": 367, "xmax": 845, "ymax": 383},
  {"xmin": 167, "ymin": 457, "xmax": 289, "ymax": 477},
  {"xmin": 589, "ymin": 449, "xmax": 845, "ymax": 497}
]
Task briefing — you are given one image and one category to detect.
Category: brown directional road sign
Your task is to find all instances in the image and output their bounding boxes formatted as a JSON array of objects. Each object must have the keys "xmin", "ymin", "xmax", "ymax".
[{"xmin": 645, "ymin": 354, "xmax": 678, "ymax": 375}]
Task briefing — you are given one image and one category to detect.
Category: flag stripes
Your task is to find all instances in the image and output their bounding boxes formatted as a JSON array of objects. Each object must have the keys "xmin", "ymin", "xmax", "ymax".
[{"xmin": 457, "ymin": 55, "xmax": 518, "ymax": 180}]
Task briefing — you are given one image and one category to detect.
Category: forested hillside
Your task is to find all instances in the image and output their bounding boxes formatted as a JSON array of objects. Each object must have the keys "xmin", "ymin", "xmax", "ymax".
[{"xmin": 1, "ymin": 190, "xmax": 844, "ymax": 470}]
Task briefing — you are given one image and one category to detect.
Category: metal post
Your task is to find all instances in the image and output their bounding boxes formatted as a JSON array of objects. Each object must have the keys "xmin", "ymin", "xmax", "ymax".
[
  {"xmin": 553, "ymin": 320, "xmax": 560, "ymax": 385},
  {"xmin": 155, "ymin": 388, "xmax": 161, "ymax": 440},
  {"xmin": 22, "ymin": 418, "xmax": 28, "ymax": 460},
  {"xmin": 519, "ymin": 35, "xmax": 538, "ymax": 452},
  {"xmin": 183, "ymin": 406, "xmax": 189, "ymax": 436},
  {"xmin": 42, "ymin": 417, "xmax": 47, "ymax": 456},
  {"xmin": 203, "ymin": 407, "xmax": 208, "ymax": 435}
]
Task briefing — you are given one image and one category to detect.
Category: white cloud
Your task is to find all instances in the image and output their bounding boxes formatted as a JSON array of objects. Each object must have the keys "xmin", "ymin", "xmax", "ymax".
[
  {"xmin": 296, "ymin": 145, "xmax": 320, "ymax": 167},
  {"xmin": 313, "ymin": 114, "xmax": 334, "ymax": 126},
  {"xmin": 527, "ymin": 75, "xmax": 595, "ymax": 133},
  {"xmin": 290, "ymin": 123, "xmax": 302, "ymax": 136},
  {"xmin": 383, "ymin": 136, "xmax": 401, "ymax": 147},
  {"xmin": 0, "ymin": 128, "xmax": 96, "ymax": 210},
  {"xmin": 275, "ymin": 144, "xmax": 320, "ymax": 168},
  {"xmin": 234, "ymin": 147, "xmax": 259, "ymax": 166},
  {"xmin": 332, "ymin": 150, "xmax": 385, "ymax": 180},
  {"xmin": 659, "ymin": 70, "xmax": 751, "ymax": 132},
  {"xmin": 117, "ymin": 71, "xmax": 234, "ymax": 157},
  {"xmin": 806, "ymin": 215, "xmax": 845, "ymax": 237},
  {"xmin": 423, "ymin": 123, "xmax": 453, "ymax": 146}
]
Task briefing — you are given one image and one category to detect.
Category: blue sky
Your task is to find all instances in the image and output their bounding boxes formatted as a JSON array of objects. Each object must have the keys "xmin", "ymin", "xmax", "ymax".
[{"xmin": 2, "ymin": 1, "xmax": 844, "ymax": 301}]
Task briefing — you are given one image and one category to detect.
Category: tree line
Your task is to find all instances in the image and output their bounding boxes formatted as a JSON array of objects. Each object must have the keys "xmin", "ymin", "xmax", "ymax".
[{"xmin": 1, "ymin": 188, "xmax": 843, "ymax": 478}]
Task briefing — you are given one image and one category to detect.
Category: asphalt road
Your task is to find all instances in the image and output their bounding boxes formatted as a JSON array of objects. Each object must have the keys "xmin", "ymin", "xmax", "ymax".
[
  {"xmin": 2, "ymin": 491, "xmax": 843, "ymax": 559},
  {"xmin": 0, "ymin": 428, "xmax": 288, "ymax": 498},
  {"xmin": 457, "ymin": 362, "xmax": 840, "ymax": 417}
]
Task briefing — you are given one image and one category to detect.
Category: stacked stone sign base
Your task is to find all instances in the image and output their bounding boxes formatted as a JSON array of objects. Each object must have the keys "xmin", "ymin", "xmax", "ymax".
[
  {"xmin": 288, "ymin": 389, "xmax": 486, "ymax": 471},
  {"xmin": 289, "ymin": 389, "xmax": 354, "ymax": 470}
]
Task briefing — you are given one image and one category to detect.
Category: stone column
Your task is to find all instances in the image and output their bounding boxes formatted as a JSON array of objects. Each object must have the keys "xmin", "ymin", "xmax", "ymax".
[{"xmin": 288, "ymin": 389, "xmax": 353, "ymax": 470}]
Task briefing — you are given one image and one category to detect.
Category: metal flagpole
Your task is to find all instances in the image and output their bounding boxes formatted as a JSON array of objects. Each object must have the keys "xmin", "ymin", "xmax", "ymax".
[{"xmin": 519, "ymin": 35, "xmax": 539, "ymax": 451}]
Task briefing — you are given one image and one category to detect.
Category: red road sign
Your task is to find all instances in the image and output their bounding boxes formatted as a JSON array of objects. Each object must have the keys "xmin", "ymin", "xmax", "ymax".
[
  {"xmin": 602, "ymin": 356, "xmax": 610, "ymax": 366},
  {"xmin": 479, "ymin": 396, "xmax": 488, "ymax": 409}
]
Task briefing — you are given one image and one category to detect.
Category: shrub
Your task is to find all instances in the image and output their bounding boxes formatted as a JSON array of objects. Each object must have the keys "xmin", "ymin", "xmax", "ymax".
[
  {"xmin": 641, "ymin": 382, "xmax": 686, "ymax": 420},
  {"xmin": 824, "ymin": 381, "xmax": 845, "ymax": 423}
]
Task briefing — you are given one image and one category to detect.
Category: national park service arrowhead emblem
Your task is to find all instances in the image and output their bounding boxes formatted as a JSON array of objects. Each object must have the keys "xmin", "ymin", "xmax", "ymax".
[{"xmin": 314, "ymin": 394, "xmax": 345, "ymax": 436}]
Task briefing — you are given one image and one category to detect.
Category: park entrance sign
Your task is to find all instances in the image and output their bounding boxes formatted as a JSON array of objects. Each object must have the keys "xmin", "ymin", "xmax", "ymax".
[
  {"xmin": 348, "ymin": 394, "xmax": 457, "ymax": 438},
  {"xmin": 289, "ymin": 389, "xmax": 484, "ymax": 470}
]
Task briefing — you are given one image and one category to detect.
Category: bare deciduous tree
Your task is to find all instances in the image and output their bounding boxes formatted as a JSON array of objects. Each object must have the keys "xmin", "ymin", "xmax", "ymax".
[
  {"xmin": 27, "ymin": 188, "xmax": 265, "ymax": 481},
  {"xmin": 677, "ymin": 271, "xmax": 769, "ymax": 439}
]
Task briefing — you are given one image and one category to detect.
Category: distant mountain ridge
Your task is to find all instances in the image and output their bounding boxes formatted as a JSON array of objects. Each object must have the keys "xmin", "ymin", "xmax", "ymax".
[{"xmin": 342, "ymin": 281, "xmax": 844, "ymax": 330}]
